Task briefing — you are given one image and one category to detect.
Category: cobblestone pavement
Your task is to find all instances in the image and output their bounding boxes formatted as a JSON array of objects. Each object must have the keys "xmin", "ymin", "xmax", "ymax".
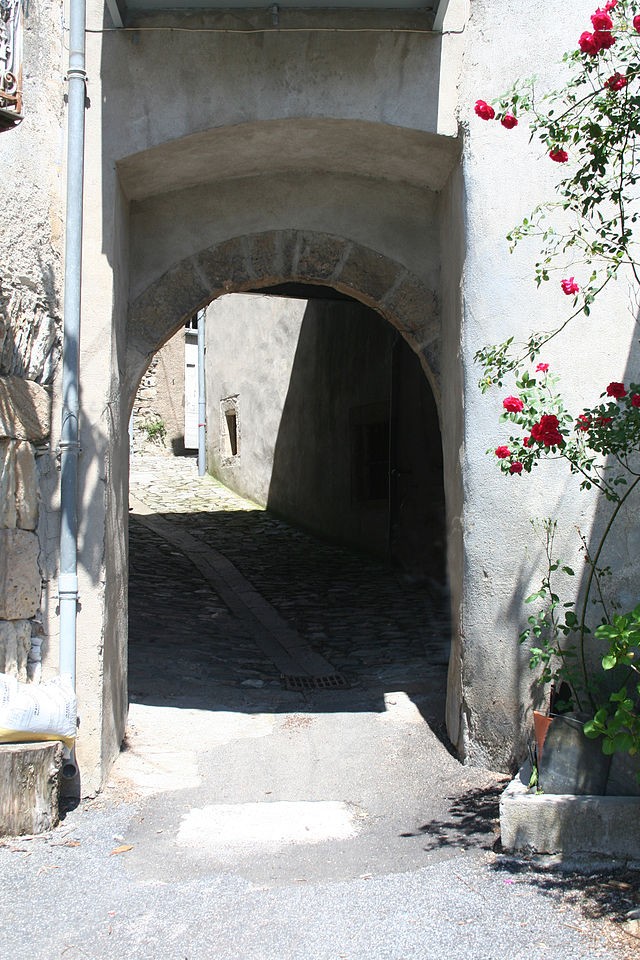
[{"xmin": 129, "ymin": 451, "xmax": 451, "ymax": 704}]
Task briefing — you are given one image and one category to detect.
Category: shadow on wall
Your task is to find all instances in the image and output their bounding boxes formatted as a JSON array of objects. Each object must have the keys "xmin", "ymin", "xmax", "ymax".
[
  {"xmin": 265, "ymin": 298, "xmax": 447, "ymax": 584},
  {"xmin": 488, "ymin": 314, "xmax": 640, "ymax": 768}
]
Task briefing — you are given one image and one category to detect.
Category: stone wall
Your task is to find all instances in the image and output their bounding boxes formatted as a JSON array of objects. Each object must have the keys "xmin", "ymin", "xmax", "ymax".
[
  {"xmin": 0, "ymin": 376, "xmax": 50, "ymax": 680},
  {"xmin": 0, "ymin": 0, "xmax": 64, "ymax": 687},
  {"xmin": 131, "ymin": 330, "xmax": 186, "ymax": 454}
]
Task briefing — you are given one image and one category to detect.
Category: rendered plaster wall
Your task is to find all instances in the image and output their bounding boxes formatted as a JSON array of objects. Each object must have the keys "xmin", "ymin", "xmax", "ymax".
[
  {"xmin": 454, "ymin": 0, "xmax": 640, "ymax": 768},
  {"xmin": 205, "ymin": 293, "xmax": 394, "ymax": 556},
  {"xmin": 0, "ymin": 0, "xmax": 64, "ymax": 695}
]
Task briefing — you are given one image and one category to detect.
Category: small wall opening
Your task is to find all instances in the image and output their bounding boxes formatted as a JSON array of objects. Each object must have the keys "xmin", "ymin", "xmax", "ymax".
[{"xmin": 221, "ymin": 396, "xmax": 240, "ymax": 459}]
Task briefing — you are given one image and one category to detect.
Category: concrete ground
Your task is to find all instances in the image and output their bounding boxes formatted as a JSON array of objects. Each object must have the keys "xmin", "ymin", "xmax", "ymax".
[{"xmin": 1, "ymin": 453, "xmax": 638, "ymax": 959}]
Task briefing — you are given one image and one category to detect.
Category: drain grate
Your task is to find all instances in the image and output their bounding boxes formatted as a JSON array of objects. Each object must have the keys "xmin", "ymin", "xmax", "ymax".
[{"xmin": 281, "ymin": 673, "xmax": 349, "ymax": 691}]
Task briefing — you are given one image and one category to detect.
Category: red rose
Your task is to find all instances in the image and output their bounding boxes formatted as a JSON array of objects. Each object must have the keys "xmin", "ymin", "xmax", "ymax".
[
  {"xmin": 606, "ymin": 381, "xmax": 627, "ymax": 398},
  {"xmin": 576, "ymin": 414, "xmax": 591, "ymax": 432},
  {"xmin": 632, "ymin": 394, "xmax": 640, "ymax": 407},
  {"xmin": 561, "ymin": 277, "xmax": 580, "ymax": 295},
  {"xmin": 604, "ymin": 0, "xmax": 618, "ymax": 10},
  {"xmin": 503, "ymin": 396, "xmax": 524, "ymax": 413},
  {"xmin": 579, "ymin": 31, "xmax": 600, "ymax": 55},
  {"xmin": 495, "ymin": 445, "xmax": 511, "ymax": 459},
  {"xmin": 597, "ymin": 416, "xmax": 613, "ymax": 426},
  {"xmin": 536, "ymin": 362, "xmax": 549, "ymax": 373},
  {"xmin": 531, "ymin": 414, "xmax": 564, "ymax": 447},
  {"xmin": 509, "ymin": 462, "xmax": 524, "ymax": 475},
  {"xmin": 549, "ymin": 148, "xmax": 569, "ymax": 163},
  {"xmin": 501, "ymin": 113, "xmax": 518, "ymax": 129},
  {"xmin": 594, "ymin": 29, "xmax": 616, "ymax": 49},
  {"xmin": 474, "ymin": 100, "xmax": 495, "ymax": 121},
  {"xmin": 634, "ymin": 14, "xmax": 640, "ymax": 31},
  {"xmin": 591, "ymin": 10, "xmax": 613, "ymax": 31},
  {"xmin": 605, "ymin": 72, "xmax": 627, "ymax": 90},
  {"xmin": 523, "ymin": 436, "xmax": 531, "ymax": 447}
]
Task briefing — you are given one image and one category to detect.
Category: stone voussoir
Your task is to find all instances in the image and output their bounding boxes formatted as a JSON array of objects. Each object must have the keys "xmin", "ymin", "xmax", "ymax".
[
  {"xmin": 195, "ymin": 237, "xmax": 255, "ymax": 297},
  {"xmin": 337, "ymin": 246, "xmax": 405, "ymax": 304},
  {"xmin": 295, "ymin": 232, "xmax": 348, "ymax": 283}
]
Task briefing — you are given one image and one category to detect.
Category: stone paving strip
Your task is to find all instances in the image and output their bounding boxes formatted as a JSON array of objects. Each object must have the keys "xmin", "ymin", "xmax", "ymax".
[{"xmin": 130, "ymin": 492, "xmax": 337, "ymax": 680}]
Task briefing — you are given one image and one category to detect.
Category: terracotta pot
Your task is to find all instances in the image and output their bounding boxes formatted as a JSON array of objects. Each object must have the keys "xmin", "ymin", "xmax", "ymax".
[{"xmin": 533, "ymin": 710, "xmax": 553, "ymax": 762}]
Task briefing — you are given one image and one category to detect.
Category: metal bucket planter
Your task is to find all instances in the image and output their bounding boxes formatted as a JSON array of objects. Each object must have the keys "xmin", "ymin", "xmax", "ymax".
[{"xmin": 538, "ymin": 713, "xmax": 611, "ymax": 795}]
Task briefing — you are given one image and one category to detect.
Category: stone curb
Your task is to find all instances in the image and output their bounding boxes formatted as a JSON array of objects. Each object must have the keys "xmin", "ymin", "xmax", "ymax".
[{"xmin": 500, "ymin": 764, "xmax": 640, "ymax": 860}]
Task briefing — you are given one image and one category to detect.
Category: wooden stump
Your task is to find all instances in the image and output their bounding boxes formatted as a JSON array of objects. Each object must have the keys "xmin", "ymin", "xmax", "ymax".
[{"xmin": 0, "ymin": 741, "xmax": 63, "ymax": 836}]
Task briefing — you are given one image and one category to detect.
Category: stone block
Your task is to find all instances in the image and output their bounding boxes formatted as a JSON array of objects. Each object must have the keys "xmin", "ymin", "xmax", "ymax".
[
  {"xmin": 0, "ymin": 376, "xmax": 50, "ymax": 442},
  {"xmin": 14, "ymin": 441, "xmax": 38, "ymax": 530},
  {"xmin": 195, "ymin": 237, "xmax": 254, "ymax": 297},
  {"xmin": 500, "ymin": 764, "xmax": 640, "ymax": 859},
  {"xmin": 0, "ymin": 741, "xmax": 63, "ymax": 835},
  {"xmin": 247, "ymin": 231, "xmax": 281, "ymax": 282},
  {"xmin": 338, "ymin": 246, "xmax": 403, "ymax": 304},
  {"xmin": 0, "ymin": 620, "xmax": 31, "ymax": 680},
  {"xmin": 296, "ymin": 232, "xmax": 345, "ymax": 284},
  {"xmin": 0, "ymin": 439, "xmax": 17, "ymax": 528},
  {"xmin": 0, "ymin": 529, "xmax": 41, "ymax": 619}
]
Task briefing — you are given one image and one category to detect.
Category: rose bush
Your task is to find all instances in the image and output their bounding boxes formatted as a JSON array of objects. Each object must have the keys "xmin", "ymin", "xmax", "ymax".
[{"xmin": 474, "ymin": 2, "xmax": 640, "ymax": 762}]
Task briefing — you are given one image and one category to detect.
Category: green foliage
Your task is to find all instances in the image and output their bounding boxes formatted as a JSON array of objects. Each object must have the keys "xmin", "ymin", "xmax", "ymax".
[{"xmin": 142, "ymin": 419, "xmax": 166, "ymax": 445}]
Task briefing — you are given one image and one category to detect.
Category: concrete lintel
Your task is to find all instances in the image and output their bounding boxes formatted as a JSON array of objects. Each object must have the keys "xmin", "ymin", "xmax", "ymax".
[
  {"xmin": 432, "ymin": 0, "xmax": 450, "ymax": 31},
  {"xmin": 500, "ymin": 766, "xmax": 640, "ymax": 861},
  {"xmin": 105, "ymin": 0, "xmax": 126, "ymax": 28}
]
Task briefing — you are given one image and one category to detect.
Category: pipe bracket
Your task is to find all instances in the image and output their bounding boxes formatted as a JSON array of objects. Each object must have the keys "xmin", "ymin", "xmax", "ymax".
[{"xmin": 58, "ymin": 572, "xmax": 79, "ymax": 599}]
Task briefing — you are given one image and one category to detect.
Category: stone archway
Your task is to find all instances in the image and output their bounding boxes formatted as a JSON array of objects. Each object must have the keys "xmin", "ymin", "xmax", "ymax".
[
  {"xmin": 120, "ymin": 226, "xmax": 461, "ymax": 753},
  {"xmin": 125, "ymin": 230, "xmax": 441, "ymax": 414}
]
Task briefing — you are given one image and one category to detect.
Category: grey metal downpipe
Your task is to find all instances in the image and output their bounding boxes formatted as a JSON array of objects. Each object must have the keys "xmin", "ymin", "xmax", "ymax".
[
  {"xmin": 58, "ymin": 0, "xmax": 87, "ymax": 780},
  {"xmin": 197, "ymin": 309, "xmax": 206, "ymax": 476}
]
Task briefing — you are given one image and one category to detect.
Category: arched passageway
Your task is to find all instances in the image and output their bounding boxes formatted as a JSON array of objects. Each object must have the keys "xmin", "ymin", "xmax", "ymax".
[
  {"xmin": 128, "ymin": 231, "xmax": 456, "ymax": 744},
  {"xmin": 125, "ymin": 277, "xmax": 453, "ymax": 828}
]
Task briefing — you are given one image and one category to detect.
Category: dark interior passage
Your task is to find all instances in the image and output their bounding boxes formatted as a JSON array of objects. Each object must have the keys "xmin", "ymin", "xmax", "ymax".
[{"xmin": 206, "ymin": 290, "xmax": 447, "ymax": 584}]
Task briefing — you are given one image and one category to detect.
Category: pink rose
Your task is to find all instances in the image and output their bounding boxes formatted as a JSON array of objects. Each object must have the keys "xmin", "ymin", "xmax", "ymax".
[
  {"xmin": 606, "ymin": 381, "xmax": 627, "ymax": 398},
  {"xmin": 531, "ymin": 414, "xmax": 564, "ymax": 447},
  {"xmin": 536, "ymin": 363, "xmax": 549, "ymax": 373},
  {"xmin": 549, "ymin": 148, "xmax": 569, "ymax": 163},
  {"xmin": 576, "ymin": 414, "xmax": 591, "ymax": 432},
  {"xmin": 591, "ymin": 9, "xmax": 613, "ymax": 31},
  {"xmin": 605, "ymin": 72, "xmax": 627, "ymax": 90},
  {"xmin": 501, "ymin": 113, "xmax": 518, "ymax": 129},
  {"xmin": 495, "ymin": 445, "xmax": 511, "ymax": 459},
  {"xmin": 561, "ymin": 277, "xmax": 579, "ymax": 295},
  {"xmin": 594, "ymin": 29, "xmax": 616, "ymax": 49},
  {"xmin": 632, "ymin": 394, "xmax": 640, "ymax": 407},
  {"xmin": 503, "ymin": 396, "xmax": 524, "ymax": 413},
  {"xmin": 474, "ymin": 100, "xmax": 495, "ymax": 121},
  {"xmin": 579, "ymin": 31, "xmax": 600, "ymax": 55},
  {"xmin": 509, "ymin": 462, "xmax": 524, "ymax": 475}
]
